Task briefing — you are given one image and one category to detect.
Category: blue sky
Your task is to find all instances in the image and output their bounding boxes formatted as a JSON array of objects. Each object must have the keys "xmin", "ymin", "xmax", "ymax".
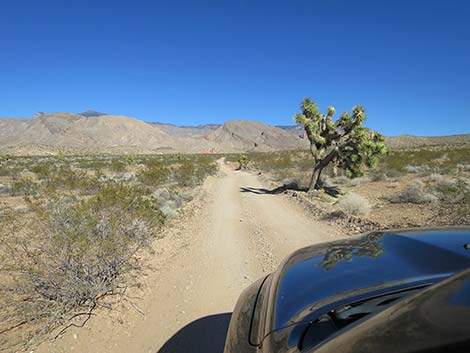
[{"xmin": 1, "ymin": 0, "xmax": 469, "ymax": 136}]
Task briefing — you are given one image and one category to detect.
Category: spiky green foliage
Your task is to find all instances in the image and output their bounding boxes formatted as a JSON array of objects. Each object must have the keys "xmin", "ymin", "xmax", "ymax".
[
  {"xmin": 237, "ymin": 154, "xmax": 249, "ymax": 170},
  {"xmin": 294, "ymin": 98, "xmax": 387, "ymax": 190}
]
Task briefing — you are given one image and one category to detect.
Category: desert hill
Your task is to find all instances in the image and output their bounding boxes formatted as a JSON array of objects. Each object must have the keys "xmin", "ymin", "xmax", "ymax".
[
  {"xmin": 0, "ymin": 113, "xmax": 305, "ymax": 155},
  {"xmin": 278, "ymin": 124, "xmax": 470, "ymax": 149},
  {"xmin": 205, "ymin": 120, "xmax": 307, "ymax": 152},
  {"xmin": 0, "ymin": 112, "xmax": 468, "ymax": 155},
  {"xmin": 383, "ymin": 134, "xmax": 470, "ymax": 149},
  {"xmin": 0, "ymin": 113, "xmax": 195, "ymax": 155},
  {"xmin": 149, "ymin": 122, "xmax": 220, "ymax": 138}
]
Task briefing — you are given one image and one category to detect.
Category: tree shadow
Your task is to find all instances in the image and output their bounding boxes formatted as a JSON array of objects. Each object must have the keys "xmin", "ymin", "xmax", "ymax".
[
  {"xmin": 240, "ymin": 183, "xmax": 342, "ymax": 197},
  {"xmin": 240, "ymin": 182, "xmax": 308, "ymax": 195},
  {"xmin": 319, "ymin": 185, "xmax": 342, "ymax": 197},
  {"xmin": 157, "ymin": 313, "xmax": 232, "ymax": 353}
]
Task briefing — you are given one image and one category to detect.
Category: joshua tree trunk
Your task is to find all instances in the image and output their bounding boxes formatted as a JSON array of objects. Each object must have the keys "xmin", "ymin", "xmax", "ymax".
[
  {"xmin": 308, "ymin": 149, "xmax": 337, "ymax": 191},
  {"xmin": 308, "ymin": 166, "xmax": 323, "ymax": 190}
]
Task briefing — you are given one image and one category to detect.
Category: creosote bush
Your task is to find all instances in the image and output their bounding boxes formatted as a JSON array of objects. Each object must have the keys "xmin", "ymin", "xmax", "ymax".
[{"xmin": 0, "ymin": 183, "xmax": 164, "ymax": 349}]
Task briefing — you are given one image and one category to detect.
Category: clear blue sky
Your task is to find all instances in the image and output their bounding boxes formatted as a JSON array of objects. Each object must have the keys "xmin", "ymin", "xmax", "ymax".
[{"xmin": 1, "ymin": 0, "xmax": 469, "ymax": 136}]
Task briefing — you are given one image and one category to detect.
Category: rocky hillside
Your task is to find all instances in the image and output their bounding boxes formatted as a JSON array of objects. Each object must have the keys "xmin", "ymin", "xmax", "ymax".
[{"xmin": 206, "ymin": 120, "xmax": 307, "ymax": 152}]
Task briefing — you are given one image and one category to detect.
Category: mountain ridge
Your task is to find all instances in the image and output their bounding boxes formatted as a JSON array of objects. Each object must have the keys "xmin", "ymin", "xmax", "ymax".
[{"xmin": 0, "ymin": 112, "xmax": 468, "ymax": 155}]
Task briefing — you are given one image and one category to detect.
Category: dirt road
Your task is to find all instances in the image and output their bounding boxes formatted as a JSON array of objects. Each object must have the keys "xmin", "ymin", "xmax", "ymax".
[{"xmin": 37, "ymin": 160, "xmax": 342, "ymax": 353}]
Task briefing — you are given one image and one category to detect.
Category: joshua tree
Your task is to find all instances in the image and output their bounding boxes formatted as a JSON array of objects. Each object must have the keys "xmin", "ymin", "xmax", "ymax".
[
  {"xmin": 294, "ymin": 98, "xmax": 387, "ymax": 191},
  {"xmin": 237, "ymin": 154, "xmax": 249, "ymax": 170}
]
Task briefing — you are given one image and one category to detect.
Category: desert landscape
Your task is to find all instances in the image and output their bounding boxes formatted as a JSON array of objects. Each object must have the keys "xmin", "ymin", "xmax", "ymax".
[
  {"xmin": 0, "ymin": 110, "xmax": 469, "ymax": 352},
  {"xmin": 2, "ymin": 1, "xmax": 470, "ymax": 351}
]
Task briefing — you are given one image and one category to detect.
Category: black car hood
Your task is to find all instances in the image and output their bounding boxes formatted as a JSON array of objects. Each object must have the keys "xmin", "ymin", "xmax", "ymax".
[
  {"xmin": 312, "ymin": 268, "xmax": 470, "ymax": 353},
  {"xmin": 271, "ymin": 228, "xmax": 470, "ymax": 332}
]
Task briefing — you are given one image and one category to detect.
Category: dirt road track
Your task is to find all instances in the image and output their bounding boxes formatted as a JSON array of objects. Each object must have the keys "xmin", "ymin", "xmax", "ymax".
[{"xmin": 37, "ymin": 160, "xmax": 342, "ymax": 353}]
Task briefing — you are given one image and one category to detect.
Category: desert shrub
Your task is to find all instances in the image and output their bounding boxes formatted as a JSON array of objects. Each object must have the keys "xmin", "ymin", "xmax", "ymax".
[
  {"xmin": 31, "ymin": 162, "xmax": 56, "ymax": 180},
  {"xmin": 369, "ymin": 171, "xmax": 387, "ymax": 182},
  {"xmin": 173, "ymin": 160, "xmax": 197, "ymax": 187},
  {"xmin": 0, "ymin": 183, "xmax": 164, "ymax": 349},
  {"xmin": 433, "ymin": 178, "xmax": 469, "ymax": 203},
  {"xmin": 335, "ymin": 193, "xmax": 371, "ymax": 215},
  {"xmin": 140, "ymin": 156, "xmax": 168, "ymax": 169},
  {"xmin": 26, "ymin": 162, "xmax": 101, "ymax": 195},
  {"xmin": 107, "ymin": 172, "xmax": 136, "ymax": 183},
  {"xmin": 0, "ymin": 166, "xmax": 13, "ymax": 176},
  {"xmin": 172, "ymin": 190, "xmax": 193, "ymax": 208},
  {"xmin": 426, "ymin": 173, "xmax": 445, "ymax": 183},
  {"xmin": 11, "ymin": 177, "xmax": 39, "ymax": 196},
  {"xmin": 76, "ymin": 159, "xmax": 110, "ymax": 170},
  {"xmin": 318, "ymin": 175, "xmax": 332, "ymax": 188},
  {"xmin": 173, "ymin": 158, "xmax": 217, "ymax": 187},
  {"xmin": 0, "ymin": 183, "xmax": 12, "ymax": 195},
  {"xmin": 388, "ymin": 180, "xmax": 438, "ymax": 204},
  {"xmin": 443, "ymin": 191, "xmax": 470, "ymax": 224},
  {"xmin": 153, "ymin": 187, "xmax": 171, "ymax": 201},
  {"xmin": 137, "ymin": 163, "xmax": 171, "ymax": 186},
  {"xmin": 416, "ymin": 166, "xmax": 434, "ymax": 177},
  {"xmin": 405, "ymin": 165, "xmax": 419, "ymax": 174},
  {"xmin": 385, "ymin": 169, "xmax": 405, "ymax": 179},
  {"xmin": 152, "ymin": 187, "xmax": 193, "ymax": 211},
  {"xmin": 109, "ymin": 159, "xmax": 127, "ymax": 173},
  {"xmin": 457, "ymin": 164, "xmax": 470, "ymax": 171},
  {"xmin": 349, "ymin": 176, "xmax": 371, "ymax": 186},
  {"xmin": 380, "ymin": 147, "xmax": 470, "ymax": 171},
  {"xmin": 436, "ymin": 176, "xmax": 457, "ymax": 189},
  {"xmin": 160, "ymin": 200, "xmax": 177, "ymax": 219},
  {"xmin": 331, "ymin": 175, "xmax": 350, "ymax": 184},
  {"xmin": 404, "ymin": 165, "xmax": 433, "ymax": 176},
  {"xmin": 45, "ymin": 167, "xmax": 101, "ymax": 194}
]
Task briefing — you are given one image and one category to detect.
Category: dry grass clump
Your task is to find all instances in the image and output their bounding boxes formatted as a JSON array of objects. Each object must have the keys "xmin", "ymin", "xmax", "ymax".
[
  {"xmin": 388, "ymin": 180, "xmax": 438, "ymax": 204},
  {"xmin": 426, "ymin": 173, "xmax": 445, "ymax": 183},
  {"xmin": 335, "ymin": 192, "xmax": 371, "ymax": 215},
  {"xmin": 348, "ymin": 176, "xmax": 371, "ymax": 186}
]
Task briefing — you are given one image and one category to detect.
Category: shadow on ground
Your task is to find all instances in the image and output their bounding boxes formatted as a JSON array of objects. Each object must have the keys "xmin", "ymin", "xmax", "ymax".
[
  {"xmin": 240, "ymin": 183, "xmax": 341, "ymax": 197},
  {"xmin": 157, "ymin": 313, "xmax": 232, "ymax": 353},
  {"xmin": 240, "ymin": 182, "xmax": 308, "ymax": 195}
]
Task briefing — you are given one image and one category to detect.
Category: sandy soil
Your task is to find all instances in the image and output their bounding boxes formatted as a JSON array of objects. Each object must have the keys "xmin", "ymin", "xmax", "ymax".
[{"xmin": 35, "ymin": 160, "xmax": 342, "ymax": 353}]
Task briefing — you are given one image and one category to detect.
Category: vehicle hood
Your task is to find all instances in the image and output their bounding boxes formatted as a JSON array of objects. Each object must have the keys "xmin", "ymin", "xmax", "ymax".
[{"xmin": 271, "ymin": 228, "xmax": 470, "ymax": 331}]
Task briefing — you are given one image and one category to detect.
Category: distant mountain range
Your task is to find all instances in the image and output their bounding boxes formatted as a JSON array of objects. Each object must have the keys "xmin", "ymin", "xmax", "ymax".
[
  {"xmin": 0, "ymin": 112, "xmax": 468, "ymax": 155},
  {"xmin": 0, "ymin": 112, "xmax": 307, "ymax": 155}
]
